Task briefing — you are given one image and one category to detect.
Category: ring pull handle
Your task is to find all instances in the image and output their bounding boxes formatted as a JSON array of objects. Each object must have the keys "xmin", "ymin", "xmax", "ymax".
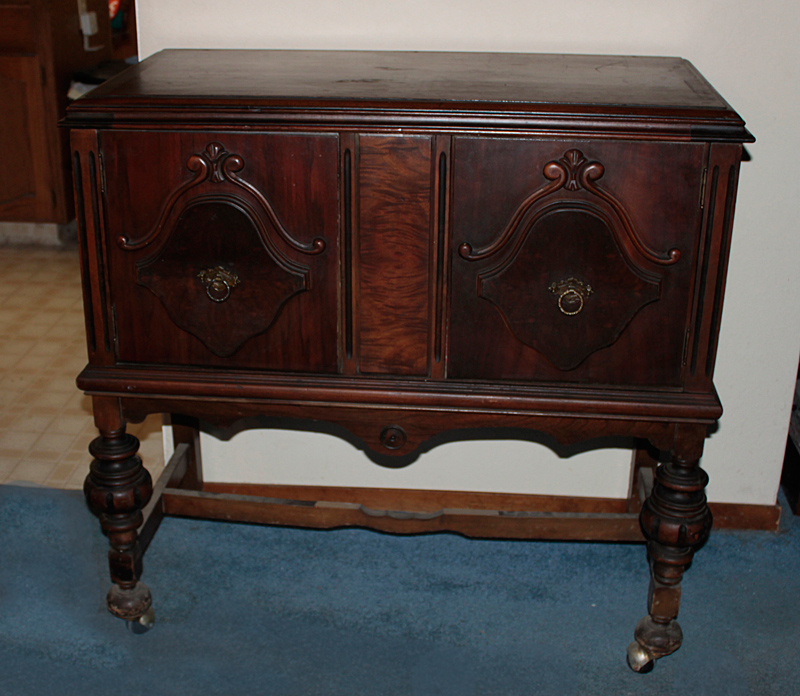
[
  {"xmin": 549, "ymin": 277, "xmax": 593, "ymax": 316},
  {"xmin": 198, "ymin": 266, "xmax": 240, "ymax": 302}
]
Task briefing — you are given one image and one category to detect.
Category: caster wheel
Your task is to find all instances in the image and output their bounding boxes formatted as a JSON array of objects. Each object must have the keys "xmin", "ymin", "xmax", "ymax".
[
  {"xmin": 626, "ymin": 641, "xmax": 655, "ymax": 673},
  {"xmin": 126, "ymin": 606, "xmax": 155, "ymax": 634}
]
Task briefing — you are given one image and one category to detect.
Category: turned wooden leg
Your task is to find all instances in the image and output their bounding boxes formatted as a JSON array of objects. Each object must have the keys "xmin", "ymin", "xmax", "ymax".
[
  {"xmin": 628, "ymin": 424, "xmax": 713, "ymax": 672},
  {"xmin": 83, "ymin": 397, "xmax": 153, "ymax": 623}
]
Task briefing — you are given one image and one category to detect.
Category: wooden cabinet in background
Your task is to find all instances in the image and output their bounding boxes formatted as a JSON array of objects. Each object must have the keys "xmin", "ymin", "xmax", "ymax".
[{"xmin": 0, "ymin": 0, "xmax": 111, "ymax": 223}]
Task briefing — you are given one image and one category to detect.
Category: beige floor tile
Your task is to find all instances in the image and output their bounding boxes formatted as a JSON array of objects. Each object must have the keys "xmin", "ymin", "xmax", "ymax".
[
  {"xmin": 68, "ymin": 430, "xmax": 97, "ymax": 459},
  {"xmin": 0, "ymin": 373, "xmax": 35, "ymax": 392},
  {"xmin": 0, "ymin": 448, "xmax": 27, "ymax": 460},
  {"xmin": 15, "ymin": 283, "xmax": 56, "ymax": 298},
  {"xmin": 8, "ymin": 459, "xmax": 58, "ymax": 485},
  {"xmin": 50, "ymin": 413, "xmax": 93, "ymax": 435},
  {"xmin": 23, "ymin": 390, "xmax": 76, "ymax": 410},
  {"xmin": 23, "ymin": 447, "xmax": 63, "ymax": 463},
  {"xmin": 0, "ymin": 391, "xmax": 26, "ymax": 413},
  {"xmin": 27, "ymin": 405, "xmax": 63, "ymax": 418},
  {"xmin": 62, "ymin": 450, "xmax": 88, "ymax": 464},
  {"xmin": 25, "ymin": 308, "xmax": 62, "ymax": 325},
  {"xmin": 64, "ymin": 470, "xmax": 88, "ymax": 491},
  {"xmin": 58, "ymin": 320, "xmax": 86, "ymax": 333},
  {"xmin": 0, "ymin": 296, "xmax": 33, "ymax": 311},
  {"xmin": 39, "ymin": 296, "xmax": 79, "ymax": 312},
  {"xmin": 14, "ymin": 323, "xmax": 55, "ymax": 340},
  {"xmin": 0, "ymin": 353, "xmax": 22, "ymax": 369},
  {"xmin": 28, "ymin": 340, "xmax": 66, "ymax": 357},
  {"xmin": 9, "ymin": 412, "xmax": 56, "ymax": 433},
  {"xmin": 28, "ymin": 375, "xmax": 60, "ymax": 391},
  {"xmin": 0, "ymin": 339, "xmax": 35, "ymax": 356},
  {"xmin": 30, "ymin": 374, "xmax": 77, "ymax": 392},
  {"xmin": 64, "ymin": 391, "xmax": 92, "ymax": 411},
  {"xmin": 0, "ymin": 308, "xmax": 23, "ymax": 323},
  {"xmin": 28, "ymin": 433, "xmax": 78, "ymax": 462},
  {"xmin": 49, "ymin": 356, "xmax": 89, "ymax": 374},
  {"xmin": 0, "ymin": 429, "xmax": 40, "ymax": 451},
  {"xmin": 12, "ymin": 353, "xmax": 54, "ymax": 371},
  {"xmin": 0, "ymin": 458, "xmax": 20, "ymax": 481},
  {"xmin": 0, "ymin": 247, "xmax": 164, "ymax": 490},
  {"xmin": 46, "ymin": 461, "xmax": 83, "ymax": 487},
  {"xmin": 45, "ymin": 324, "xmax": 83, "ymax": 340}
]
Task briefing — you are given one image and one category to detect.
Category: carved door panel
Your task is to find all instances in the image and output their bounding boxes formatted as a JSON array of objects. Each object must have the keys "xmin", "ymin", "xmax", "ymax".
[
  {"xmin": 101, "ymin": 132, "xmax": 340, "ymax": 372},
  {"xmin": 449, "ymin": 138, "xmax": 706, "ymax": 387}
]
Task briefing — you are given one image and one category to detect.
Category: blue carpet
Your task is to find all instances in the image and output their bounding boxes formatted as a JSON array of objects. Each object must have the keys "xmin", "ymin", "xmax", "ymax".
[{"xmin": 0, "ymin": 483, "xmax": 797, "ymax": 695}]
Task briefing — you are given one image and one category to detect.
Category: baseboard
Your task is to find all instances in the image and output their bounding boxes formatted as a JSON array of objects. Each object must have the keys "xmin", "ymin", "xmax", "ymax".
[
  {"xmin": 0, "ymin": 221, "xmax": 75, "ymax": 246},
  {"xmin": 709, "ymin": 500, "xmax": 782, "ymax": 531}
]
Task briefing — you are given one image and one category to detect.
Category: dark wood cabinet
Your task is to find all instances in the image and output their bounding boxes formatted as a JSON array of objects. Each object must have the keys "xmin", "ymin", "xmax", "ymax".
[{"xmin": 66, "ymin": 49, "xmax": 752, "ymax": 672}]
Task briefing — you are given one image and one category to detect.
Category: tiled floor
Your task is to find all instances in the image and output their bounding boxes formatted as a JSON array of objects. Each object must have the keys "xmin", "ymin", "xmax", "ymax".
[{"xmin": 0, "ymin": 245, "xmax": 164, "ymax": 490}]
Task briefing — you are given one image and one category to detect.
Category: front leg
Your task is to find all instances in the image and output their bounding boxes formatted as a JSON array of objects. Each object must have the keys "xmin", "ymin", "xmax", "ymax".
[
  {"xmin": 83, "ymin": 397, "xmax": 154, "ymax": 625},
  {"xmin": 628, "ymin": 423, "xmax": 713, "ymax": 672}
]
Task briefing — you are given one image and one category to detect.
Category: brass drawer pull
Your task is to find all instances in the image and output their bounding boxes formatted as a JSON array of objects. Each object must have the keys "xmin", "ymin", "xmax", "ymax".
[
  {"xmin": 198, "ymin": 266, "xmax": 240, "ymax": 302},
  {"xmin": 549, "ymin": 277, "xmax": 593, "ymax": 315}
]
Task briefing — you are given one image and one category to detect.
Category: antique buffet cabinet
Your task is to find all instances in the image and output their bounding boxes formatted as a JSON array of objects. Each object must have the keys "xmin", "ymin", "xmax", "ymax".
[{"xmin": 65, "ymin": 50, "xmax": 752, "ymax": 671}]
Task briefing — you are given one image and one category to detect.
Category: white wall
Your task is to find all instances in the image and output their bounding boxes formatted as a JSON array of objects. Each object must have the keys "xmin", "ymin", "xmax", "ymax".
[{"xmin": 138, "ymin": 0, "xmax": 800, "ymax": 505}]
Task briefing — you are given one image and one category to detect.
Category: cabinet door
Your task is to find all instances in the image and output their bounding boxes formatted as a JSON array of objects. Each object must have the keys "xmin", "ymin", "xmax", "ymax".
[
  {"xmin": 101, "ymin": 132, "xmax": 340, "ymax": 372},
  {"xmin": 449, "ymin": 138, "xmax": 705, "ymax": 388},
  {"xmin": 0, "ymin": 55, "xmax": 57, "ymax": 222}
]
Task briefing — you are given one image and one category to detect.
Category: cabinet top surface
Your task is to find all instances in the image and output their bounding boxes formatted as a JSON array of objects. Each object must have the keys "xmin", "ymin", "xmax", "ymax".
[{"xmin": 68, "ymin": 49, "xmax": 751, "ymax": 141}]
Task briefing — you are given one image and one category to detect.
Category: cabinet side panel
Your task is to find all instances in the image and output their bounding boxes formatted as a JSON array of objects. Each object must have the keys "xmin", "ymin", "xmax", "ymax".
[
  {"xmin": 358, "ymin": 136, "xmax": 432, "ymax": 375},
  {"xmin": 71, "ymin": 128, "xmax": 114, "ymax": 366},
  {"xmin": 684, "ymin": 143, "xmax": 743, "ymax": 390}
]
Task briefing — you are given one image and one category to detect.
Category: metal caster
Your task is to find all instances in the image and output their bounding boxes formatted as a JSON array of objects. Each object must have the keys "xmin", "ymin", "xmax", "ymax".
[
  {"xmin": 126, "ymin": 606, "xmax": 156, "ymax": 634},
  {"xmin": 626, "ymin": 641, "xmax": 656, "ymax": 673}
]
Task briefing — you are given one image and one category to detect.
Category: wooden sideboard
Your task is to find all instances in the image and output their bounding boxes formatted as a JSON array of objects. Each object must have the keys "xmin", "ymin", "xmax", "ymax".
[{"xmin": 65, "ymin": 49, "xmax": 753, "ymax": 672}]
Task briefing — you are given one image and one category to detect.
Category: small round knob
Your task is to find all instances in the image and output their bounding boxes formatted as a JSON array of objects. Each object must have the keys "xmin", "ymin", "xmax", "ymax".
[{"xmin": 380, "ymin": 426, "xmax": 407, "ymax": 450}]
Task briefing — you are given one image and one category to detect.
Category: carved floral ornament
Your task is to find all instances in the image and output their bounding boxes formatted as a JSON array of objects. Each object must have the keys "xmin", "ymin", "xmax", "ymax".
[
  {"xmin": 190, "ymin": 141, "xmax": 244, "ymax": 183},
  {"xmin": 118, "ymin": 142, "xmax": 326, "ymax": 255},
  {"xmin": 558, "ymin": 148, "xmax": 592, "ymax": 191},
  {"xmin": 458, "ymin": 148, "xmax": 681, "ymax": 266}
]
